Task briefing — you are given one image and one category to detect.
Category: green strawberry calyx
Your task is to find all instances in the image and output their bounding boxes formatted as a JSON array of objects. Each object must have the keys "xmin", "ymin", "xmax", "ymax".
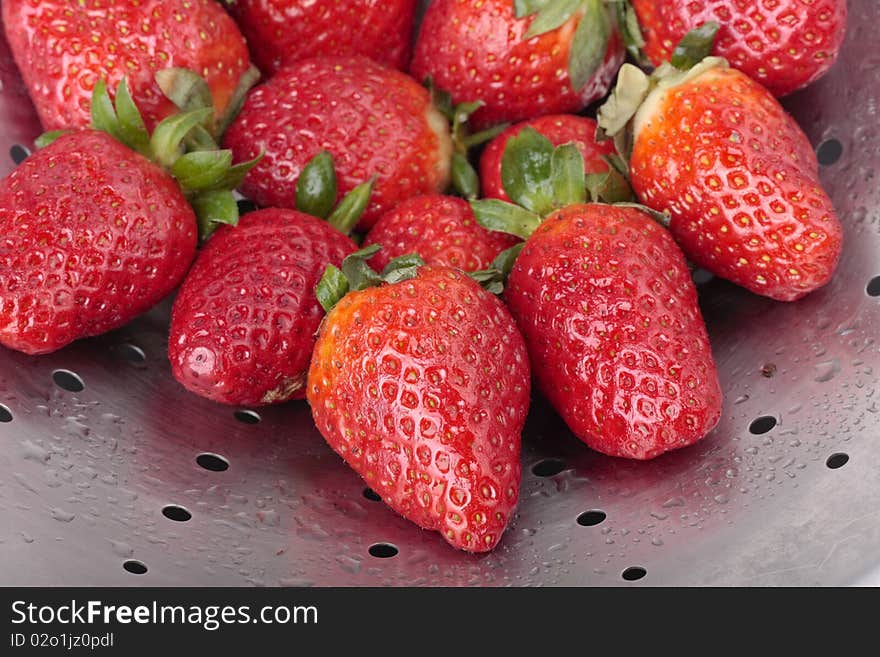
[
  {"xmin": 608, "ymin": 3, "xmax": 718, "ymax": 68},
  {"xmin": 669, "ymin": 21, "xmax": 721, "ymax": 71},
  {"xmin": 426, "ymin": 78, "xmax": 509, "ymax": 200},
  {"xmin": 470, "ymin": 127, "xmax": 638, "ymax": 240},
  {"xmin": 513, "ymin": 0, "xmax": 613, "ymax": 92},
  {"xmin": 294, "ymin": 151, "xmax": 377, "ymax": 235},
  {"xmin": 596, "ymin": 23, "xmax": 724, "ymax": 160},
  {"xmin": 469, "ymin": 126, "xmax": 668, "ymax": 291},
  {"xmin": 611, "ymin": 1, "xmax": 649, "ymax": 66},
  {"xmin": 34, "ymin": 76, "xmax": 262, "ymax": 241},
  {"xmin": 316, "ymin": 246, "xmax": 426, "ymax": 313},
  {"xmin": 468, "ymin": 243, "xmax": 526, "ymax": 295},
  {"xmin": 155, "ymin": 65, "xmax": 261, "ymax": 146}
]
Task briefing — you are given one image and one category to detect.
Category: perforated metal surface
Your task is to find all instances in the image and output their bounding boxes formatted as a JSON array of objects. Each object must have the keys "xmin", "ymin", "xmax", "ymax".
[{"xmin": 1, "ymin": 1, "xmax": 878, "ymax": 587}]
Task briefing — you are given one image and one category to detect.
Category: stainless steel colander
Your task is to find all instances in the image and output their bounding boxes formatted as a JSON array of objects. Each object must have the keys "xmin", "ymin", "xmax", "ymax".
[{"xmin": 0, "ymin": 0, "xmax": 878, "ymax": 586}]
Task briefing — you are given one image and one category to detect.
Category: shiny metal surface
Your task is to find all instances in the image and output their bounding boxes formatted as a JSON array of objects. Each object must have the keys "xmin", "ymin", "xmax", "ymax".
[{"xmin": 1, "ymin": 1, "xmax": 878, "ymax": 587}]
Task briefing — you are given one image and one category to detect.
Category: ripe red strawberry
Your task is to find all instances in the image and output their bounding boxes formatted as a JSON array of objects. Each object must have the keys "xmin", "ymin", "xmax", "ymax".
[
  {"xmin": 410, "ymin": 0, "xmax": 625, "ymax": 129},
  {"xmin": 628, "ymin": 0, "xmax": 847, "ymax": 97},
  {"xmin": 363, "ymin": 195, "xmax": 520, "ymax": 273},
  {"xmin": 229, "ymin": 0, "xmax": 417, "ymax": 76},
  {"xmin": 598, "ymin": 57, "xmax": 842, "ymax": 302},
  {"xmin": 308, "ymin": 256, "xmax": 530, "ymax": 551},
  {"xmin": 471, "ymin": 130, "xmax": 721, "ymax": 459},
  {"xmin": 0, "ymin": 79, "xmax": 254, "ymax": 356},
  {"xmin": 223, "ymin": 56, "xmax": 452, "ymax": 231},
  {"xmin": 480, "ymin": 115, "xmax": 616, "ymax": 204},
  {"xmin": 0, "ymin": 130, "xmax": 196, "ymax": 355},
  {"xmin": 504, "ymin": 204, "xmax": 722, "ymax": 459},
  {"xmin": 2, "ymin": 0, "xmax": 252, "ymax": 132},
  {"xmin": 169, "ymin": 209, "xmax": 357, "ymax": 406}
]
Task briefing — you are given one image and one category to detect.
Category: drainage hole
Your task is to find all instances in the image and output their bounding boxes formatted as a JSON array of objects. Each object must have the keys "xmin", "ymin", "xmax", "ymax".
[
  {"xmin": 363, "ymin": 487, "xmax": 382, "ymax": 502},
  {"xmin": 161, "ymin": 505, "xmax": 192, "ymax": 522},
  {"xmin": 531, "ymin": 458, "xmax": 566, "ymax": 477},
  {"xmin": 119, "ymin": 343, "xmax": 146, "ymax": 363},
  {"xmin": 368, "ymin": 543, "xmax": 398, "ymax": 559},
  {"xmin": 816, "ymin": 138, "xmax": 843, "ymax": 166},
  {"xmin": 867, "ymin": 276, "xmax": 880, "ymax": 297},
  {"xmin": 576, "ymin": 510, "xmax": 607, "ymax": 527},
  {"xmin": 234, "ymin": 409, "xmax": 261, "ymax": 424},
  {"xmin": 826, "ymin": 453, "xmax": 849, "ymax": 469},
  {"xmin": 52, "ymin": 369, "xmax": 84, "ymax": 392},
  {"xmin": 749, "ymin": 415, "xmax": 777, "ymax": 435},
  {"xmin": 622, "ymin": 566, "xmax": 647, "ymax": 581},
  {"xmin": 123, "ymin": 560, "xmax": 148, "ymax": 575},
  {"xmin": 196, "ymin": 453, "xmax": 229, "ymax": 472},
  {"xmin": 10, "ymin": 144, "xmax": 29, "ymax": 164},
  {"xmin": 0, "ymin": 404, "xmax": 11, "ymax": 423}
]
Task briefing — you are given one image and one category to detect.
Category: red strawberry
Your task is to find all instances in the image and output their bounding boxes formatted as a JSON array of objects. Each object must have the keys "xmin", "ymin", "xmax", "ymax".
[
  {"xmin": 480, "ymin": 115, "xmax": 616, "ymax": 204},
  {"xmin": 223, "ymin": 56, "xmax": 453, "ymax": 231},
  {"xmin": 363, "ymin": 195, "xmax": 520, "ymax": 273},
  {"xmin": 471, "ymin": 130, "xmax": 721, "ymax": 459},
  {"xmin": 2, "ymin": 0, "xmax": 252, "ymax": 132},
  {"xmin": 307, "ymin": 255, "xmax": 530, "ymax": 551},
  {"xmin": 229, "ymin": 0, "xmax": 417, "ymax": 76},
  {"xmin": 410, "ymin": 0, "xmax": 625, "ymax": 129},
  {"xmin": 0, "ymin": 79, "xmax": 254, "ymax": 356},
  {"xmin": 169, "ymin": 209, "xmax": 357, "ymax": 406},
  {"xmin": 170, "ymin": 151, "xmax": 369, "ymax": 405},
  {"xmin": 628, "ymin": 0, "xmax": 847, "ymax": 97},
  {"xmin": 504, "ymin": 204, "xmax": 722, "ymax": 459},
  {"xmin": 0, "ymin": 130, "xmax": 196, "ymax": 355},
  {"xmin": 598, "ymin": 57, "xmax": 842, "ymax": 302}
]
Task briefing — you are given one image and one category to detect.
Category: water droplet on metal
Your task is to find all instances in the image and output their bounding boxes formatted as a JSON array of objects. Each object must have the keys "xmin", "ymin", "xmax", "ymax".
[
  {"xmin": 49, "ymin": 507, "xmax": 75, "ymax": 523},
  {"xmin": 336, "ymin": 555, "xmax": 361, "ymax": 574},
  {"xmin": 109, "ymin": 540, "xmax": 134, "ymax": 558},
  {"xmin": 814, "ymin": 359, "xmax": 841, "ymax": 383}
]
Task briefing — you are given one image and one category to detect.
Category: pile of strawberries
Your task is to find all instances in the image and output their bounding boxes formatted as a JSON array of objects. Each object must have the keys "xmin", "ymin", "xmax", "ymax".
[{"xmin": 0, "ymin": 0, "xmax": 847, "ymax": 553}]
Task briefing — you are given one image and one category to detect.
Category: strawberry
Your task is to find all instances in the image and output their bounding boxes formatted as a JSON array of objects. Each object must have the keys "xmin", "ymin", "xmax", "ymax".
[
  {"xmin": 0, "ymin": 80, "xmax": 252, "ymax": 355},
  {"xmin": 2, "ymin": 0, "xmax": 255, "ymax": 133},
  {"xmin": 480, "ymin": 114, "xmax": 616, "ymax": 204},
  {"xmin": 0, "ymin": 130, "xmax": 194, "ymax": 355},
  {"xmin": 627, "ymin": 0, "xmax": 847, "ymax": 97},
  {"xmin": 169, "ymin": 153, "xmax": 372, "ymax": 406},
  {"xmin": 597, "ymin": 53, "xmax": 843, "ymax": 302},
  {"xmin": 169, "ymin": 209, "xmax": 357, "ymax": 406},
  {"xmin": 223, "ymin": 55, "xmax": 453, "ymax": 231},
  {"xmin": 362, "ymin": 195, "xmax": 520, "ymax": 273},
  {"xmin": 410, "ymin": 0, "xmax": 625, "ymax": 129},
  {"xmin": 471, "ymin": 129, "xmax": 722, "ymax": 459},
  {"xmin": 229, "ymin": 0, "xmax": 417, "ymax": 76},
  {"xmin": 307, "ymin": 251, "xmax": 530, "ymax": 551}
]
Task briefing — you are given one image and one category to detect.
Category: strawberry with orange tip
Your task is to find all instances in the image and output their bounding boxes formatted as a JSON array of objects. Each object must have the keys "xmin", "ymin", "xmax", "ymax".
[{"xmin": 597, "ymin": 26, "xmax": 843, "ymax": 302}]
